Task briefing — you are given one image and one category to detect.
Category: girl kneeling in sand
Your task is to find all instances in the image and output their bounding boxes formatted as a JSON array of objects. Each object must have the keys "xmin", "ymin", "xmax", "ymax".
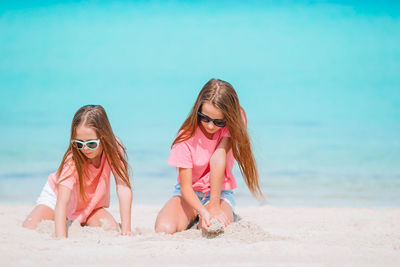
[
  {"xmin": 155, "ymin": 79, "xmax": 263, "ymax": 234},
  {"xmin": 23, "ymin": 105, "xmax": 133, "ymax": 238}
]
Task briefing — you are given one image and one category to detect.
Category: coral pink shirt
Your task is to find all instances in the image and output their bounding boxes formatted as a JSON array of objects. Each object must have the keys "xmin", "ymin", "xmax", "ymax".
[
  {"xmin": 167, "ymin": 126, "xmax": 236, "ymax": 193},
  {"xmin": 48, "ymin": 152, "xmax": 111, "ymax": 223}
]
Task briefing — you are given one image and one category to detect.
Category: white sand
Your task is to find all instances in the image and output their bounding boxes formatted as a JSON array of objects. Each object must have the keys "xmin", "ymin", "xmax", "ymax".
[{"xmin": 0, "ymin": 204, "xmax": 399, "ymax": 267}]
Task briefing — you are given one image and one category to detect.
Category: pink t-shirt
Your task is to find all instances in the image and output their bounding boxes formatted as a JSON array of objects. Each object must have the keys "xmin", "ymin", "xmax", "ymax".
[
  {"xmin": 48, "ymin": 152, "xmax": 111, "ymax": 223},
  {"xmin": 167, "ymin": 125, "xmax": 236, "ymax": 193}
]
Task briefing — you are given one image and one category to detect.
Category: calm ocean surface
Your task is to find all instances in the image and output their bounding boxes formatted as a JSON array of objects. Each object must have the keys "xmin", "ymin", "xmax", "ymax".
[{"xmin": 0, "ymin": 1, "xmax": 399, "ymax": 207}]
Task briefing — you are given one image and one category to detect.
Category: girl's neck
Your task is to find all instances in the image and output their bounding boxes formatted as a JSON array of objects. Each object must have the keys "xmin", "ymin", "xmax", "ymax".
[
  {"xmin": 88, "ymin": 152, "xmax": 102, "ymax": 168},
  {"xmin": 199, "ymin": 124, "xmax": 214, "ymax": 139}
]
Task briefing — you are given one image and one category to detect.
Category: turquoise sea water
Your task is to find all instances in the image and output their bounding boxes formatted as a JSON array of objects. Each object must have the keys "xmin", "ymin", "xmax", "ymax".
[{"xmin": 0, "ymin": 1, "xmax": 399, "ymax": 207}]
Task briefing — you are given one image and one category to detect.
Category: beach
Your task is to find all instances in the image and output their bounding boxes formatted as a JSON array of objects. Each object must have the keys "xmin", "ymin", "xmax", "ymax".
[
  {"xmin": 1, "ymin": 204, "xmax": 399, "ymax": 267},
  {"xmin": 1, "ymin": 1, "xmax": 400, "ymax": 267}
]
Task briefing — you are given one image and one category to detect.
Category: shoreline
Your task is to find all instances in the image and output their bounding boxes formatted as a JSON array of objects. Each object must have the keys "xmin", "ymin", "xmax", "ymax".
[{"xmin": 1, "ymin": 204, "xmax": 399, "ymax": 266}]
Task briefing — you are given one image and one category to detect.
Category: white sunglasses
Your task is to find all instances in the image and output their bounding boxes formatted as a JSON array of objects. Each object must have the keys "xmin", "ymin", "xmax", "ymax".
[{"xmin": 72, "ymin": 139, "xmax": 100, "ymax": 150}]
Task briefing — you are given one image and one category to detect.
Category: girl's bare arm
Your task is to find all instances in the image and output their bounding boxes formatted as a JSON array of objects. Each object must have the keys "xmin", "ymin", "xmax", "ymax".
[
  {"xmin": 179, "ymin": 168, "xmax": 211, "ymax": 229},
  {"xmin": 208, "ymin": 137, "xmax": 232, "ymax": 225},
  {"xmin": 115, "ymin": 176, "xmax": 133, "ymax": 235},
  {"xmin": 54, "ymin": 184, "xmax": 71, "ymax": 238}
]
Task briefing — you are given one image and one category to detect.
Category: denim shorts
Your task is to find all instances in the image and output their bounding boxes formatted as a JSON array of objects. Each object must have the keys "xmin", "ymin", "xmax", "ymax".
[{"xmin": 172, "ymin": 183, "xmax": 236, "ymax": 208}]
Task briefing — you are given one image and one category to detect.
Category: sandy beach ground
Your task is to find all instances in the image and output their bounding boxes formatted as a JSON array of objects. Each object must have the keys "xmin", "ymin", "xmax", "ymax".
[{"xmin": 0, "ymin": 204, "xmax": 399, "ymax": 267}]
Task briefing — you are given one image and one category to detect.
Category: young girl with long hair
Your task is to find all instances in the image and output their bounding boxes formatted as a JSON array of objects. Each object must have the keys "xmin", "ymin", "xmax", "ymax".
[
  {"xmin": 23, "ymin": 105, "xmax": 133, "ymax": 238},
  {"xmin": 155, "ymin": 79, "xmax": 263, "ymax": 234}
]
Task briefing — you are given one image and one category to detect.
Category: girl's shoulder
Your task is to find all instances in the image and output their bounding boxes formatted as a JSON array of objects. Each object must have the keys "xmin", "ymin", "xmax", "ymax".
[
  {"xmin": 64, "ymin": 153, "xmax": 75, "ymax": 165},
  {"xmin": 54, "ymin": 152, "xmax": 78, "ymax": 183},
  {"xmin": 175, "ymin": 128, "xmax": 197, "ymax": 144},
  {"xmin": 240, "ymin": 107, "xmax": 247, "ymax": 126},
  {"xmin": 61, "ymin": 153, "xmax": 77, "ymax": 173}
]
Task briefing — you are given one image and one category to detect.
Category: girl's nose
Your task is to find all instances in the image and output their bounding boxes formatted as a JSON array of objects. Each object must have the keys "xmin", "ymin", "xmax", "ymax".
[{"xmin": 207, "ymin": 121, "xmax": 214, "ymax": 130}]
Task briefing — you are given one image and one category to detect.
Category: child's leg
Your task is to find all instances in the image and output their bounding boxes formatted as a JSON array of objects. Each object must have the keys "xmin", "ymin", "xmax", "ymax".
[
  {"xmin": 85, "ymin": 207, "xmax": 119, "ymax": 231},
  {"xmin": 155, "ymin": 196, "xmax": 197, "ymax": 234},
  {"xmin": 22, "ymin": 205, "xmax": 54, "ymax": 229},
  {"xmin": 218, "ymin": 199, "xmax": 234, "ymax": 222}
]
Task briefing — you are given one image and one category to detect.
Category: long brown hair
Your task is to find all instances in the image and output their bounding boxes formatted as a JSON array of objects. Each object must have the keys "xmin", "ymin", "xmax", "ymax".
[
  {"xmin": 173, "ymin": 79, "xmax": 263, "ymax": 199},
  {"xmin": 57, "ymin": 105, "xmax": 131, "ymax": 200}
]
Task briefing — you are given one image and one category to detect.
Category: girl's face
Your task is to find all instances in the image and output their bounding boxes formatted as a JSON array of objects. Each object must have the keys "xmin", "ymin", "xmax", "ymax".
[
  {"xmin": 199, "ymin": 102, "xmax": 225, "ymax": 136},
  {"xmin": 74, "ymin": 124, "xmax": 103, "ymax": 160}
]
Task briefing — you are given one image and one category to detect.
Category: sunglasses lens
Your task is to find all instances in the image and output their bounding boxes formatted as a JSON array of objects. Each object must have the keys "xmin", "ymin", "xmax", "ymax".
[
  {"xmin": 74, "ymin": 142, "xmax": 83, "ymax": 149},
  {"xmin": 214, "ymin": 120, "xmax": 226, "ymax": 127},
  {"xmin": 200, "ymin": 117, "xmax": 210, "ymax": 123},
  {"xmin": 86, "ymin": 142, "xmax": 98, "ymax": 149},
  {"xmin": 198, "ymin": 113, "xmax": 210, "ymax": 122}
]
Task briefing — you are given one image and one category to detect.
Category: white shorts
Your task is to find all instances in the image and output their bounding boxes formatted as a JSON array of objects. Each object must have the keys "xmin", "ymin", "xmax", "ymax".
[{"xmin": 36, "ymin": 181, "xmax": 57, "ymax": 210}]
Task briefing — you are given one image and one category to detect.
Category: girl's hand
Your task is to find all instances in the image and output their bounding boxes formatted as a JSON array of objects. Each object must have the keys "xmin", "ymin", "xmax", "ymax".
[
  {"xmin": 198, "ymin": 208, "xmax": 211, "ymax": 231},
  {"xmin": 207, "ymin": 204, "xmax": 229, "ymax": 226}
]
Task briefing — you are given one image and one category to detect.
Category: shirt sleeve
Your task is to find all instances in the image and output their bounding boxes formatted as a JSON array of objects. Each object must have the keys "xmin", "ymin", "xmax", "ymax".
[
  {"xmin": 167, "ymin": 141, "xmax": 193, "ymax": 168},
  {"xmin": 241, "ymin": 108, "xmax": 247, "ymax": 126},
  {"xmin": 57, "ymin": 160, "xmax": 77, "ymax": 190}
]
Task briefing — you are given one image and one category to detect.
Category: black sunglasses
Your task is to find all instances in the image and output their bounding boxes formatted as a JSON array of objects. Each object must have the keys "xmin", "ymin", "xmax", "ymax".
[{"xmin": 197, "ymin": 112, "xmax": 226, "ymax": 127}]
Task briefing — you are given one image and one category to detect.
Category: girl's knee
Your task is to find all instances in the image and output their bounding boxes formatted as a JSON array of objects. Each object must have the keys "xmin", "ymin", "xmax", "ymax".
[
  {"xmin": 108, "ymin": 218, "xmax": 119, "ymax": 230},
  {"xmin": 155, "ymin": 221, "xmax": 176, "ymax": 234},
  {"xmin": 98, "ymin": 217, "xmax": 118, "ymax": 230},
  {"xmin": 87, "ymin": 216, "xmax": 118, "ymax": 230},
  {"xmin": 22, "ymin": 217, "xmax": 37, "ymax": 229}
]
